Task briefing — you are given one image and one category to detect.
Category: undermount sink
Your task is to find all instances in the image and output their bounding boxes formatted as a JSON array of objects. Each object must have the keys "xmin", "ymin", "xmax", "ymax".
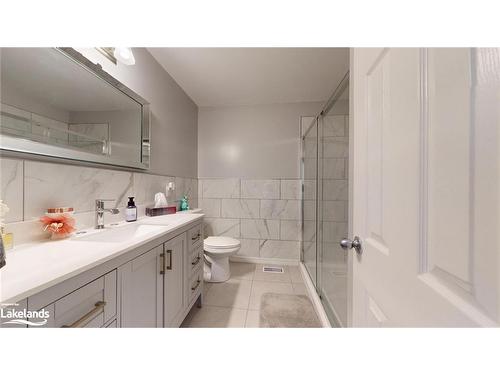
[{"xmin": 73, "ymin": 223, "xmax": 168, "ymax": 243}]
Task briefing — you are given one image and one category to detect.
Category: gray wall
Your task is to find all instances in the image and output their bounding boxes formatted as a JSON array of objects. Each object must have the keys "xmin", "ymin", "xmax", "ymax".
[
  {"xmin": 197, "ymin": 102, "xmax": 323, "ymax": 262},
  {"xmin": 76, "ymin": 48, "xmax": 198, "ymax": 178},
  {"xmin": 198, "ymin": 102, "xmax": 323, "ymax": 179}
]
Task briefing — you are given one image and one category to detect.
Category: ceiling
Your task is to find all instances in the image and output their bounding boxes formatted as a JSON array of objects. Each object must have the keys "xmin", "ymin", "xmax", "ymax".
[{"xmin": 148, "ymin": 48, "xmax": 349, "ymax": 107}]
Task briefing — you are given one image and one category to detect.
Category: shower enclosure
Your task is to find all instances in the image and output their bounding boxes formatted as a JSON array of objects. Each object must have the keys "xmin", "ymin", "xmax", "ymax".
[{"xmin": 301, "ymin": 73, "xmax": 350, "ymax": 327}]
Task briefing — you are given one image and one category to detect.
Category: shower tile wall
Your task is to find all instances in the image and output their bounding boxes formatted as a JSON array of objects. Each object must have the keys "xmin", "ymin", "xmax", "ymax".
[
  {"xmin": 199, "ymin": 178, "xmax": 302, "ymax": 261},
  {"xmin": 0, "ymin": 157, "xmax": 198, "ymax": 244}
]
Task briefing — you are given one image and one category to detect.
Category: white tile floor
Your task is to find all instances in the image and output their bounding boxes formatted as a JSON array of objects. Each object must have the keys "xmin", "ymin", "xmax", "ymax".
[{"xmin": 181, "ymin": 262, "xmax": 316, "ymax": 328}]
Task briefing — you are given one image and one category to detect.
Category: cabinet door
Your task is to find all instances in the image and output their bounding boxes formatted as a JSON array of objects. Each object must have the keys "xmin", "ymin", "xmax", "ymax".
[
  {"xmin": 163, "ymin": 233, "xmax": 186, "ymax": 327},
  {"xmin": 119, "ymin": 245, "xmax": 163, "ymax": 327}
]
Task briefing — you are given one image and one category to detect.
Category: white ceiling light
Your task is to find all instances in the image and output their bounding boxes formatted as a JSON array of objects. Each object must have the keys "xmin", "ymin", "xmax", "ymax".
[{"xmin": 113, "ymin": 47, "xmax": 135, "ymax": 65}]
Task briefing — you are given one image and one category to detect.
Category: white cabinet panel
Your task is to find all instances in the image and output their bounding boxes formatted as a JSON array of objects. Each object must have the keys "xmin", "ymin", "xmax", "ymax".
[
  {"xmin": 119, "ymin": 246, "xmax": 163, "ymax": 327},
  {"xmin": 104, "ymin": 270, "xmax": 117, "ymax": 323},
  {"xmin": 164, "ymin": 233, "xmax": 187, "ymax": 327}
]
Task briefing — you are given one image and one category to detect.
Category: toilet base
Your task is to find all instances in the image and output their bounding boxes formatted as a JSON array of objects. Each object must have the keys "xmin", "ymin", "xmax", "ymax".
[{"xmin": 204, "ymin": 254, "xmax": 231, "ymax": 283}]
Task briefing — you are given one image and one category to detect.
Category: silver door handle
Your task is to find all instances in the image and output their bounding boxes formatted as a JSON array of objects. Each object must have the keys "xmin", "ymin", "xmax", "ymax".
[{"xmin": 340, "ymin": 236, "xmax": 362, "ymax": 255}]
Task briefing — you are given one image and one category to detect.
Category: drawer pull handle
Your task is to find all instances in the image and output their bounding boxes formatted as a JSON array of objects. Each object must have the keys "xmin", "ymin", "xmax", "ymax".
[
  {"xmin": 191, "ymin": 233, "xmax": 200, "ymax": 241},
  {"xmin": 160, "ymin": 253, "xmax": 166, "ymax": 274},
  {"xmin": 62, "ymin": 301, "xmax": 106, "ymax": 328},
  {"xmin": 191, "ymin": 256, "xmax": 201, "ymax": 266},
  {"xmin": 166, "ymin": 250, "xmax": 172, "ymax": 270},
  {"xmin": 191, "ymin": 279, "xmax": 201, "ymax": 291}
]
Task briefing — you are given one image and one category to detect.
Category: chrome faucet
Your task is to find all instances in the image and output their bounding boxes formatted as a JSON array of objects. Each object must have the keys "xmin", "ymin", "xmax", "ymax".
[{"xmin": 95, "ymin": 199, "xmax": 120, "ymax": 229}]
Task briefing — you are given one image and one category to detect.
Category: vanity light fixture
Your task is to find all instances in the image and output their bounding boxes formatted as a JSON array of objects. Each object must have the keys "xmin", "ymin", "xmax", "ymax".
[
  {"xmin": 113, "ymin": 47, "xmax": 136, "ymax": 65},
  {"xmin": 96, "ymin": 47, "xmax": 136, "ymax": 65}
]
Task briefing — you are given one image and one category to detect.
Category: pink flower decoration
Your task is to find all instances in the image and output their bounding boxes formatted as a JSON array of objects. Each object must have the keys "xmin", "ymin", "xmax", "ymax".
[{"xmin": 40, "ymin": 214, "xmax": 76, "ymax": 239}]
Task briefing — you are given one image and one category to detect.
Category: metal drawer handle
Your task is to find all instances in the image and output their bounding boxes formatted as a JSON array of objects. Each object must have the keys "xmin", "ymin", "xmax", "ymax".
[
  {"xmin": 160, "ymin": 253, "xmax": 166, "ymax": 274},
  {"xmin": 191, "ymin": 256, "xmax": 201, "ymax": 266},
  {"xmin": 62, "ymin": 301, "xmax": 106, "ymax": 328},
  {"xmin": 166, "ymin": 249, "xmax": 172, "ymax": 270},
  {"xmin": 191, "ymin": 232, "xmax": 200, "ymax": 241},
  {"xmin": 191, "ymin": 279, "xmax": 201, "ymax": 291}
]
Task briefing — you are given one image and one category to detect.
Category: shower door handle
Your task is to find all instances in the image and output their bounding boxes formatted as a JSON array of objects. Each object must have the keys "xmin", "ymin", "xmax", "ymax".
[{"xmin": 340, "ymin": 236, "xmax": 362, "ymax": 255}]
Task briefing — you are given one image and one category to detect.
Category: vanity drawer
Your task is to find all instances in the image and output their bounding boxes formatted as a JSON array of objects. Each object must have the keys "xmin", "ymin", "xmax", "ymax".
[
  {"xmin": 188, "ymin": 224, "xmax": 202, "ymax": 251},
  {"xmin": 30, "ymin": 270, "xmax": 117, "ymax": 328},
  {"xmin": 188, "ymin": 246, "xmax": 203, "ymax": 278},
  {"xmin": 188, "ymin": 267, "xmax": 203, "ymax": 305}
]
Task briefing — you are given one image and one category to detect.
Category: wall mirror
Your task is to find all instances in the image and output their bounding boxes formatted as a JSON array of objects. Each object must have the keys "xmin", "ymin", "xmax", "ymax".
[{"xmin": 0, "ymin": 47, "xmax": 150, "ymax": 169}]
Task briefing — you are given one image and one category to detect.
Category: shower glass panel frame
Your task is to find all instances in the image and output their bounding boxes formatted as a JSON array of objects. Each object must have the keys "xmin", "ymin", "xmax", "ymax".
[
  {"xmin": 301, "ymin": 72, "xmax": 350, "ymax": 328},
  {"xmin": 301, "ymin": 117, "xmax": 319, "ymax": 289}
]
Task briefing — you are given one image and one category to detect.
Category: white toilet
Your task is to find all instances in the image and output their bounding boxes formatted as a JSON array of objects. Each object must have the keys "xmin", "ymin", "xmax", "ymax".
[{"xmin": 203, "ymin": 236, "xmax": 241, "ymax": 282}]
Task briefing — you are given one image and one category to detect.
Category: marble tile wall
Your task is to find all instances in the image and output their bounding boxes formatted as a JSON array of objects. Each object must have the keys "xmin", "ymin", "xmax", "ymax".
[
  {"xmin": 0, "ymin": 157, "xmax": 198, "ymax": 245},
  {"xmin": 199, "ymin": 178, "xmax": 304, "ymax": 262}
]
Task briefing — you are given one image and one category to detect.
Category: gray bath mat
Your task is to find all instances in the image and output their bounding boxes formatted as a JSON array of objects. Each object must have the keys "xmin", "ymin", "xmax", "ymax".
[{"xmin": 259, "ymin": 293, "xmax": 321, "ymax": 328}]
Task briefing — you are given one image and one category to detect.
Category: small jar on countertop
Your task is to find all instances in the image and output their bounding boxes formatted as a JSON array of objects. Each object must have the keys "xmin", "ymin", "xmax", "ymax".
[{"xmin": 125, "ymin": 197, "xmax": 137, "ymax": 222}]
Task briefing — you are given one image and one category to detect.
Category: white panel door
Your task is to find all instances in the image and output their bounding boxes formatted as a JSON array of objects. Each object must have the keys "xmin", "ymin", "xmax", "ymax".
[{"xmin": 350, "ymin": 48, "xmax": 500, "ymax": 327}]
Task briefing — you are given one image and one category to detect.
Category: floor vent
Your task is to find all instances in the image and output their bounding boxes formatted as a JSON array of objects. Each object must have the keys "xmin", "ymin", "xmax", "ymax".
[{"xmin": 263, "ymin": 266, "xmax": 284, "ymax": 273}]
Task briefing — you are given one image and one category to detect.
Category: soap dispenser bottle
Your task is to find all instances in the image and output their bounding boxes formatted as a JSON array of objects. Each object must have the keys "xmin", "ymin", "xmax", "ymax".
[{"xmin": 126, "ymin": 197, "xmax": 137, "ymax": 222}]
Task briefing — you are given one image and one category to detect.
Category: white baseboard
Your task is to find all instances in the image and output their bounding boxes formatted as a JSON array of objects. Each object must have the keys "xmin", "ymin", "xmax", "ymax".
[
  {"xmin": 230, "ymin": 255, "xmax": 300, "ymax": 266},
  {"xmin": 299, "ymin": 262, "xmax": 332, "ymax": 328}
]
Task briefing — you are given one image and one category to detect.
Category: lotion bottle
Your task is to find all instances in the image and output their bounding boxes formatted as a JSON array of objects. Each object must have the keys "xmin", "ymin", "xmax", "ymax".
[{"xmin": 126, "ymin": 197, "xmax": 137, "ymax": 222}]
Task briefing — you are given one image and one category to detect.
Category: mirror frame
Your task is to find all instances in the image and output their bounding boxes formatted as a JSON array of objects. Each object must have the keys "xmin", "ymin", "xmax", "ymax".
[{"xmin": 0, "ymin": 47, "xmax": 151, "ymax": 170}]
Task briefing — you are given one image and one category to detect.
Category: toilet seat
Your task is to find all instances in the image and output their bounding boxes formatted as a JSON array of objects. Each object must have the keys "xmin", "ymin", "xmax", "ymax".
[{"xmin": 204, "ymin": 236, "xmax": 240, "ymax": 252}]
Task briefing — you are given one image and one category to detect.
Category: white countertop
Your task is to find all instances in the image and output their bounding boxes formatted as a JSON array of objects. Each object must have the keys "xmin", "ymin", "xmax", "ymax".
[{"xmin": 0, "ymin": 213, "xmax": 204, "ymax": 304}]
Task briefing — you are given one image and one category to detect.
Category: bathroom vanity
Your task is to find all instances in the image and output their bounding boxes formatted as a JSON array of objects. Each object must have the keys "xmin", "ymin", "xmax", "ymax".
[{"xmin": 0, "ymin": 213, "xmax": 204, "ymax": 328}]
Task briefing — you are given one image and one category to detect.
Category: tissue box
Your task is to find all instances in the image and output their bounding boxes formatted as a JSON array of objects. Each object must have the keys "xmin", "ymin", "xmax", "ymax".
[{"xmin": 145, "ymin": 206, "xmax": 177, "ymax": 217}]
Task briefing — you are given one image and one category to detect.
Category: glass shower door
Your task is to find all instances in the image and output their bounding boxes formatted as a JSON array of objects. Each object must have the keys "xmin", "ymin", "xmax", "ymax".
[
  {"xmin": 301, "ymin": 73, "xmax": 350, "ymax": 327},
  {"xmin": 301, "ymin": 117, "xmax": 318, "ymax": 287},
  {"xmin": 318, "ymin": 88, "xmax": 349, "ymax": 327}
]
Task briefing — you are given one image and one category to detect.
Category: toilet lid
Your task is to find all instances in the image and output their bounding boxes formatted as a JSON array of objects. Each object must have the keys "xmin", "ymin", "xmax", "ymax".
[{"xmin": 204, "ymin": 236, "xmax": 240, "ymax": 249}]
